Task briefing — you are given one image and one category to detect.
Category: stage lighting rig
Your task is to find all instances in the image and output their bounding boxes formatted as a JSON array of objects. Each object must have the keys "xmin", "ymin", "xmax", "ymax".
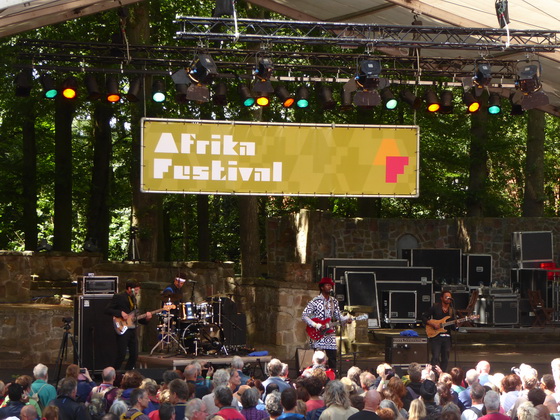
[
  {"xmin": 473, "ymin": 63, "xmax": 492, "ymax": 88},
  {"xmin": 439, "ymin": 90, "xmax": 454, "ymax": 114},
  {"xmin": 188, "ymin": 54, "xmax": 218, "ymax": 85},
  {"xmin": 356, "ymin": 59, "xmax": 382, "ymax": 90},
  {"xmin": 424, "ymin": 89, "xmax": 440, "ymax": 113}
]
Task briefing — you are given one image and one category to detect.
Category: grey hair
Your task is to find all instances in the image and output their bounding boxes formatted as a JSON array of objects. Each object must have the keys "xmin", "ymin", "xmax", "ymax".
[
  {"xmin": 214, "ymin": 385, "xmax": 233, "ymax": 407},
  {"xmin": 265, "ymin": 391, "xmax": 283, "ymax": 417},
  {"xmin": 484, "ymin": 390, "xmax": 501, "ymax": 412},
  {"xmin": 185, "ymin": 398, "xmax": 206, "ymax": 419},
  {"xmin": 347, "ymin": 366, "xmax": 362, "ymax": 386},
  {"xmin": 517, "ymin": 402, "xmax": 538, "ymax": 420},
  {"xmin": 102, "ymin": 367, "xmax": 116, "ymax": 382},
  {"xmin": 184, "ymin": 364, "xmax": 198, "ymax": 379},
  {"xmin": 58, "ymin": 377, "xmax": 77, "ymax": 397},
  {"xmin": 241, "ymin": 387, "xmax": 260, "ymax": 409},
  {"xmin": 213, "ymin": 369, "xmax": 230, "ymax": 387},
  {"xmin": 323, "ymin": 380, "xmax": 350, "ymax": 409},
  {"xmin": 312, "ymin": 351, "xmax": 327, "ymax": 365},
  {"xmin": 268, "ymin": 359, "xmax": 283, "ymax": 377},
  {"xmin": 109, "ymin": 400, "xmax": 128, "ymax": 417},
  {"xmin": 33, "ymin": 363, "xmax": 49, "ymax": 380},
  {"xmin": 465, "ymin": 369, "xmax": 479, "ymax": 385},
  {"xmin": 231, "ymin": 356, "xmax": 244, "ymax": 369}
]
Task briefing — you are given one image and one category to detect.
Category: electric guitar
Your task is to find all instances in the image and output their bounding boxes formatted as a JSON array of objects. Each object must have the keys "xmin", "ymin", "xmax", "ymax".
[
  {"xmin": 113, "ymin": 304, "xmax": 175, "ymax": 335},
  {"xmin": 425, "ymin": 314, "xmax": 479, "ymax": 338},
  {"xmin": 306, "ymin": 314, "xmax": 368, "ymax": 341}
]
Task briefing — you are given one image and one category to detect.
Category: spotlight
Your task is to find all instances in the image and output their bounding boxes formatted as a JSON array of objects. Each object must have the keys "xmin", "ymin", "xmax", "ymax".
[
  {"xmin": 473, "ymin": 63, "xmax": 492, "ymax": 88},
  {"xmin": 188, "ymin": 54, "xmax": 218, "ymax": 85},
  {"xmin": 275, "ymin": 85, "xmax": 295, "ymax": 108},
  {"xmin": 106, "ymin": 75, "xmax": 121, "ymax": 103},
  {"xmin": 424, "ymin": 89, "xmax": 440, "ymax": 113},
  {"xmin": 516, "ymin": 63, "xmax": 541, "ymax": 94},
  {"xmin": 317, "ymin": 84, "xmax": 335, "ymax": 110},
  {"xmin": 295, "ymin": 86, "xmax": 309, "ymax": 108},
  {"xmin": 40, "ymin": 74, "xmax": 58, "ymax": 99},
  {"xmin": 15, "ymin": 69, "xmax": 33, "ymax": 97},
  {"xmin": 61, "ymin": 77, "xmax": 78, "ymax": 99},
  {"xmin": 172, "ymin": 68, "xmax": 190, "ymax": 103},
  {"xmin": 401, "ymin": 89, "xmax": 422, "ymax": 110},
  {"xmin": 186, "ymin": 85, "xmax": 210, "ymax": 103},
  {"xmin": 488, "ymin": 93, "xmax": 502, "ymax": 114},
  {"xmin": 380, "ymin": 88, "xmax": 397, "ymax": 110},
  {"xmin": 152, "ymin": 79, "xmax": 166, "ymax": 103},
  {"xmin": 353, "ymin": 90, "xmax": 381, "ymax": 108},
  {"xmin": 439, "ymin": 90, "xmax": 454, "ymax": 114},
  {"xmin": 463, "ymin": 91, "xmax": 481, "ymax": 113},
  {"xmin": 125, "ymin": 77, "xmax": 142, "ymax": 102},
  {"xmin": 356, "ymin": 59, "xmax": 381, "ymax": 90},
  {"xmin": 213, "ymin": 0, "xmax": 234, "ymax": 17},
  {"xmin": 254, "ymin": 57, "xmax": 274, "ymax": 81},
  {"xmin": 255, "ymin": 92, "xmax": 270, "ymax": 107},
  {"xmin": 238, "ymin": 84, "xmax": 255, "ymax": 107},
  {"xmin": 85, "ymin": 74, "xmax": 101, "ymax": 100},
  {"xmin": 340, "ymin": 87, "xmax": 353, "ymax": 111},
  {"xmin": 213, "ymin": 82, "xmax": 228, "ymax": 105}
]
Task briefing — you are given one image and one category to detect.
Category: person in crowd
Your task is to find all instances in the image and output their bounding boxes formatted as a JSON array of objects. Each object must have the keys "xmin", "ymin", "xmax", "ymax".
[
  {"xmin": 52, "ymin": 377, "xmax": 91, "ymax": 420},
  {"xmin": 263, "ymin": 359, "xmax": 292, "ymax": 399},
  {"xmin": 383, "ymin": 377, "xmax": 407, "ymax": 419},
  {"xmin": 403, "ymin": 363, "xmax": 423, "ymax": 411},
  {"xmin": 437, "ymin": 382, "xmax": 454, "ymax": 407},
  {"xmin": 450, "ymin": 368, "xmax": 466, "ymax": 395},
  {"xmin": 20, "ymin": 404, "xmax": 39, "ymax": 420},
  {"xmin": 140, "ymin": 378, "xmax": 160, "ymax": 415},
  {"xmin": 378, "ymin": 399, "xmax": 402, "ymax": 420},
  {"xmin": 120, "ymin": 370, "xmax": 145, "ymax": 405},
  {"xmin": 121, "ymin": 388, "xmax": 151, "ymax": 420},
  {"xmin": 461, "ymin": 383, "xmax": 485, "ymax": 420},
  {"xmin": 185, "ymin": 398, "xmax": 208, "ymax": 420},
  {"xmin": 156, "ymin": 402, "xmax": 175, "ymax": 420},
  {"xmin": 215, "ymin": 386, "xmax": 246, "ymax": 420},
  {"xmin": 41, "ymin": 405, "xmax": 59, "ymax": 420},
  {"xmin": 228, "ymin": 368, "xmax": 243, "ymax": 396},
  {"xmin": 501, "ymin": 374, "xmax": 522, "ymax": 415},
  {"xmin": 439, "ymin": 373, "xmax": 460, "ymax": 407},
  {"xmin": 441, "ymin": 402, "xmax": 462, "ymax": 420},
  {"xmin": 31, "ymin": 363, "xmax": 57, "ymax": 409},
  {"xmin": 348, "ymin": 390, "xmax": 381, "ymax": 420},
  {"xmin": 510, "ymin": 367, "xmax": 540, "ymax": 420},
  {"xmin": 185, "ymin": 364, "xmax": 210, "ymax": 399},
  {"xmin": 265, "ymin": 392, "xmax": 283, "ymax": 420},
  {"xmin": 319, "ymin": 379, "xmax": 358, "ymax": 420},
  {"xmin": 302, "ymin": 351, "xmax": 335, "ymax": 381},
  {"xmin": 540, "ymin": 374, "xmax": 558, "ymax": 414},
  {"xmin": 64, "ymin": 364, "xmax": 95, "ymax": 403},
  {"xmin": 240, "ymin": 387, "xmax": 268, "ymax": 420},
  {"xmin": 158, "ymin": 371, "xmax": 181, "ymax": 405},
  {"xmin": 375, "ymin": 407, "xmax": 395, "ymax": 420},
  {"xmin": 302, "ymin": 277, "xmax": 352, "ymax": 371},
  {"xmin": 204, "ymin": 369, "xmax": 233, "ymax": 416},
  {"xmin": 277, "ymin": 388, "xmax": 305, "ymax": 420},
  {"xmin": 302, "ymin": 376, "xmax": 325, "ymax": 413},
  {"xmin": 168, "ymin": 378, "xmax": 189, "ymax": 420},
  {"xmin": 360, "ymin": 372, "xmax": 377, "ymax": 394},
  {"xmin": 478, "ymin": 390, "xmax": 509, "ymax": 420},
  {"xmin": 408, "ymin": 399, "xmax": 426, "ymax": 420},
  {"xmin": 105, "ymin": 280, "xmax": 152, "ymax": 371},
  {"xmin": 0, "ymin": 383, "xmax": 26, "ymax": 420},
  {"xmin": 476, "ymin": 362, "xmax": 492, "ymax": 387},
  {"xmin": 109, "ymin": 400, "xmax": 128, "ymax": 418},
  {"xmin": 420, "ymin": 380, "xmax": 441, "ymax": 420},
  {"xmin": 88, "ymin": 366, "xmax": 118, "ymax": 412},
  {"xmin": 458, "ymin": 370, "xmax": 480, "ymax": 411},
  {"xmin": 422, "ymin": 290, "xmax": 456, "ymax": 373},
  {"xmin": 347, "ymin": 368, "xmax": 363, "ymax": 396},
  {"xmin": 517, "ymin": 402, "xmax": 538, "ymax": 420},
  {"xmin": 232, "ymin": 356, "xmax": 251, "ymax": 386}
]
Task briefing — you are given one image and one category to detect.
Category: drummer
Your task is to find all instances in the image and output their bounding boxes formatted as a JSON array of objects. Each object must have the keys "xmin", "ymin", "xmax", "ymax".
[{"xmin": 162, "ymin": 274, "xmax": 187, "ymax": 304}]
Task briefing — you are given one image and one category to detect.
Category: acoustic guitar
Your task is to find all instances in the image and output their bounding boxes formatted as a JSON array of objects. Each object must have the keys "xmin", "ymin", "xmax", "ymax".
[
  {"xmin": 306, "ymin": 314, "xmax": 368, "ymax": 341},
  {"xmin": 425, "ymin": 314, "xmax": 479, "ymax": 338},
  {"xmin": 113, "ymin": 304, "xmax": 175, "ymax": 335}
]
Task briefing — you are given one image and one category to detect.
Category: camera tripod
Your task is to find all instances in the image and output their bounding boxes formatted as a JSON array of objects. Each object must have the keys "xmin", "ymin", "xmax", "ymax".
[{"xmin": 55, "ymin": 317, "xmax": 82, "ymax": 385}]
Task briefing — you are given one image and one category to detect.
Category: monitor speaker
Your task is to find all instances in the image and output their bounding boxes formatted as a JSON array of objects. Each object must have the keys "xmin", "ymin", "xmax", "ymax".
[{"xmin": 296, "ymin": 348, "xmax": 315, "ymax": 372}]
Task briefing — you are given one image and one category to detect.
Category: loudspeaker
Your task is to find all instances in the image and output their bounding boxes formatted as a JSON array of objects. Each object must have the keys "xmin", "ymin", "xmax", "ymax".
[
  {"xmin": 296, "ymin": 348, "xmax": 315, "ymax": 372},
  {"xmin": 385, "ymin": 337, "xmax": 428, "ymax": 365},
  {"xmin": 75, "ymin": 295, "xmax": 118, "ymax": 372},
  {"xmin": 463, "ymin": 254, "xmax": 492, "ymax": 287}
]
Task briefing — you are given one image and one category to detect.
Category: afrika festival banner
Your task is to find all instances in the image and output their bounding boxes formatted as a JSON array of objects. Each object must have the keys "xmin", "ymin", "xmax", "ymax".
[{"xmin": 141, "ymin": 119, "xmax": 419, "ymax": 197}]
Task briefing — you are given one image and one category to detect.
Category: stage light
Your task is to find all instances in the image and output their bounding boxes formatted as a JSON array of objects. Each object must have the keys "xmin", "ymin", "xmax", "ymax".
[
  {"xmin": 380, "ymin": 88, "xmax": 397, "ymax": 110},
  {"xmin": 172, "ymin": 68, "xmax": 190, "ymax": 103},
  {"xmin": 125, "ymin": 77, "xmax": 142, "ymax": 102},
  {"xmin": 106, "ymin": 75, "xmax": 121, "ymax": 103},
  {"xmin": 188, "ymin": 54, "xmax": 218, "ymax": 85},
  {"xmin": 424, "ymin": 89, "xmax": 440, "ymax": 113},
  {"xmin": 473, "ymin": 63, "xmax": 492, "ymax": 88},
  {"xmin": 356, "ymin": 59, "xmax": 381, "ymax": 90},
  {"xmin": 254, "ymin": 57, "xmax": 274, "ymax": 81},
  {"xmin": 439, "ymin": 90, "xmax": 454, "ymax": 114},
  {"xmin": 40, "ymin": 74, "xmax": 58, "ymax": 99},
  {"xmin": 353, "ymin": 90, "xmax": 381, "ymax": 108},
  {"xmin": 85, "ymin": 74, "xmax": 101, "ymax": 100},
  {"xmin": 340, "ymin": 87, "xmax": 353, "ymax": 111},
  {"xmin": 213, "ymin": 82, "xmax": 228, "ymax": 105},
  {"xmin": 238, "ymin": 84, "xmax": 255, "ymax": 107},
  {"xmin": 255, "ymin": 93, "xmax": 270, "ymax": 107},
  {"xmin": 213, "ymin": 0, "xmax": 234, "ymax": 17},
  {"xmin": 401, "ymin": 89, "xmax": 422, "ymax": 110},
  {"xmin": 516, "ymin": 63, "xmax": 541, "ymax": 94},
  {"xmin": 488, "ymin": 93, "xmax": 502, "ymax": 114},
  {"xmin": 152, "ymin": 79, "xmax": 166, "ymax": 103},
  {"xmin": 61, "ymin": 77, "xmax": 78, "ymax": 99},
  {"xmin": 295, "ymin": 86, "xmax": 309, "ymax": 108},
  {"xmin": 463, "ymin": 91, "xmax": 480, "ymax": 113},
  {"xmin": 317, "ymin": 84, "xmax": 335, "ymax": 110},
  {"xmin": 275, "ymin": 85, "xmax": 295, "ymax": 108},
  {"xmin": 15, "ymin": 69, "xmax": 33, "ymax": 97}
]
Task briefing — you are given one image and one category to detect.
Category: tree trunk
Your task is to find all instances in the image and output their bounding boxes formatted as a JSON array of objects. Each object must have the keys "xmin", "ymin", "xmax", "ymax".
[
  {"xmin": 53, "ymin": 96, "xmax": 75, "ymax": 251},
  {"xmin": 197, "ymin": 195, "xmax": 210, "ymax": 261},
  {"xmin": 523, "ymin": 108, "xmax": 545, "ymax": 216},
  {"xmin": 22, "ymin": 107, "xmax": 38, "ymax": 251},
  {"xmin": 239, "ymin": 196, "xmax": 261, "ymax": 277},
  {"xmin": 466, "ymin": 93, "xmax": 489, "ymax": 217},
  {"xmin": 86, "ymin": 102, "xmax": 113, "ymax": 258}
]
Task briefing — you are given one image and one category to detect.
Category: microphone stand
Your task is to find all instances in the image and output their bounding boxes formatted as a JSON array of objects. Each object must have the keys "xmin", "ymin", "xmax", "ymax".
[{"xmin": 450, "ymin": 298, "xmax": 458, "ymax": 369}]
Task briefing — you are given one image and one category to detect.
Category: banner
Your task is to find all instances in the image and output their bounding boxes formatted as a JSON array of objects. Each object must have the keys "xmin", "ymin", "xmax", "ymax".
[{"xmin": 141, "ymin": 119, "xmax": 419, "ymax": 197}]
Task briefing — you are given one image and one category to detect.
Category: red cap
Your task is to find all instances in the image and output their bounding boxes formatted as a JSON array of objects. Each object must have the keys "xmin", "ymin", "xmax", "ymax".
[{"xmin": 319, "ymin": 277, "xmax": 334, "ymax": 286}]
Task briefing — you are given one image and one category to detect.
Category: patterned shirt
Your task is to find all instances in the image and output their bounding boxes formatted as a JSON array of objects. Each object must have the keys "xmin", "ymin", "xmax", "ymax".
[{"xmin": 302, "ymin": 294, "xmax": 346, "ymax": 350}]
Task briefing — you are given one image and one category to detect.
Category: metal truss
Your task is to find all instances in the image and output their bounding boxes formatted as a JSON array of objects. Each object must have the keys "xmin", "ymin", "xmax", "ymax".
[{"xmin": 175, "ymin": 17, "xmax": 560, "ymax": 52}]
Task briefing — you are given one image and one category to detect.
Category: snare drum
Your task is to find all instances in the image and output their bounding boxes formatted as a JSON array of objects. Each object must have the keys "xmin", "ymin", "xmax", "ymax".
[
  {"xmin": 178, "ymin": 302, "xmax": 197, "ymax": 322},
  {"xmin": 197, "ymin": 302, "xmax": 213, "ymax": 322}
]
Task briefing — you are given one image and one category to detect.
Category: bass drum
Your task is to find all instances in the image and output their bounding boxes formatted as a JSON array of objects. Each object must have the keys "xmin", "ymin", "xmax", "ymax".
[{"xmin": 181, "ymin": 322, "xmax": 224, "ymax": 354}]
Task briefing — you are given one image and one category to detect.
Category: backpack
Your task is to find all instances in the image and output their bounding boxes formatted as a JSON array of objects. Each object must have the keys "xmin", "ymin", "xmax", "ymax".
[
  {"xmin": 467, "ymin": 406, "xmax": 484, "ymax": 419},
  {"xmin": 29, "ymin": 383, "xmax": 48, "ymax": 410},
  {"xmin": 120, "ymin": 410, "xmax": 144, "ymax": 420}
]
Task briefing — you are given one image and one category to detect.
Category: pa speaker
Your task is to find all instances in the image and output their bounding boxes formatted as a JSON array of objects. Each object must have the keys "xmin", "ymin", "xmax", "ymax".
[
  {"xmin": 75, "ymin": 295, "xmax": 118, "ymax": 372},
  {"xmin": 296, "ymin": 348, "xmax": 315, "ymax": 372},
  {"xmin": 385, "ymin": 336, "xmax": 428, "ymax": 365}
]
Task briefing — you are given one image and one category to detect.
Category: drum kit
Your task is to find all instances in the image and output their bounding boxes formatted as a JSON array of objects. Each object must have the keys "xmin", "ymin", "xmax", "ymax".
[{"xmin": 150, "ymin": 292, "xmax": 228, "ymax": 356}]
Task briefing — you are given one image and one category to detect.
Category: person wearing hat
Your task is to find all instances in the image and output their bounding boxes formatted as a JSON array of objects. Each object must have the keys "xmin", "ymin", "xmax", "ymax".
[
  {"xmin": 419, "ymin": 380, "xmax": 441, "ymax": 420},
  {"xmin": 302, "ymin": 277, "xmax": 352, "ymax": 371},
  {"xmin": 105, "ymin": 280, "xmax": 152, "ymax": 371},
  {"xmin": 162, "ymin": 274, "xmax": 187, "ymax": 303}
]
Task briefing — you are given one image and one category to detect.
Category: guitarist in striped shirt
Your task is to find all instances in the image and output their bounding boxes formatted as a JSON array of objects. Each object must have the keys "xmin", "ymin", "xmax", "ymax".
[
  {"xmin": 105, "ymin": 281, "xmax": 152, "ymax": 371},
  {"xmin": 422, "ymin": 290, "xmax": 456, "ymax": 373},
  {"xmin": 302, "ymin": 277, "xmax": 352, "ymax": 372}
]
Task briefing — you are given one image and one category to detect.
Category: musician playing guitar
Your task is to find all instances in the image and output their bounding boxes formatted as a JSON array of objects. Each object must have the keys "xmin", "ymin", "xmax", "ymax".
[
  {"xmin": 105, "ymin": 280, "xmax": 152, "ymax": 371},
  {"xmin": 422, "ymin": 290, "xmax": 456, "ymax": 373},
  {"xmin": 302, "ymin": 277, "xmax": 352, "ymax": 372}
]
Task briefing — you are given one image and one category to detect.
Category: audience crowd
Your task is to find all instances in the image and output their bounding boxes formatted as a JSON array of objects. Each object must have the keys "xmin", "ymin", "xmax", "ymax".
[{"xmin": 1, "ymin": 352, "xmax": 559, "ymax": 420}]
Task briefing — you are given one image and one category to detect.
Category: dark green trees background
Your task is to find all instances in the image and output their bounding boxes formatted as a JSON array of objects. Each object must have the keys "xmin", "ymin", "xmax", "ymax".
[{"xmin": 1, "ymin": 1, "xmax": 559, "ymax": 274}]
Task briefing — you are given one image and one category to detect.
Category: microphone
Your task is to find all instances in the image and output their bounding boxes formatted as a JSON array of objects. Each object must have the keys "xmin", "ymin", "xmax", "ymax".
[
  {"xmin": 448, "ymin": 297, "xmax": 454, "ymax": 301},
  {"xmin": 188, "ymin": 279, "xmax": 197, "ymax": 283}
]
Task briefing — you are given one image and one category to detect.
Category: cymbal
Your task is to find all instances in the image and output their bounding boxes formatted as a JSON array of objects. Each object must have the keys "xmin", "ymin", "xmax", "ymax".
[
  {"xmin": 161, "ymin": 292, "xmax": 183, "ymax": 302},
  {"xmin": 206, "ymin": 294, "xmax": 231, "ymax": 299}
]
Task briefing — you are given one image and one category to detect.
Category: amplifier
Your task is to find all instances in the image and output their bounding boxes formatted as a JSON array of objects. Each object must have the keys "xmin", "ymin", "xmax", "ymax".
[
  {"xmin": 385, "ymin": 337, "xmax": 428, "ymax": 365},
  {"xmin": 79, "ymin": 276, "xmax": 118, "ymax": 294}
]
